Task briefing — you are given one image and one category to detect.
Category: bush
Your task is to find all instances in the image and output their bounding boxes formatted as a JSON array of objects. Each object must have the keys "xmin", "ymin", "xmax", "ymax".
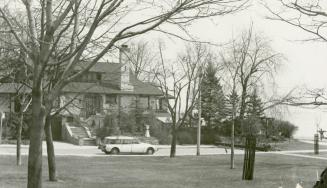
[
  {"xmin": 150, "ymin": 123, "xmax": 171, "ymax": 144},
  {"xmin": 177, "ymin": 130, "xmax": 196, "ymax": 145},
  {"xmin": 6, "ymin": 113, "xmax": 30, "ymax": 139},
  {"xmin": 95, "ymin": 114, "xmax": 120, "ymax": 139}
]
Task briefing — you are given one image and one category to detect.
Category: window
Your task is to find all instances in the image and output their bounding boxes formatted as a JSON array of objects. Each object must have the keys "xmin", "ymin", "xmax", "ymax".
[
  {"xmin": 79, "ymin": 72, "xmax": 102, "ymax": 82},
  {"xmin": 84, "ymin": 94, "xmax": 103, "ymax": 117},
  {"xmin": 106, "ymin": 94, "xmax": 117, "ymax": 104},
  {"xmin": 132, "ymin": 140, "xmax": 140, "ymax": 144},
  {"xmin": 122, "ymin": 139, "xmax": 133, "ymax": 144},
  {"xmin": 96, "ymin": 73, "xmax": 102, "ymax": 81},
  {"xmin": 106, "ymin": 139, "xmax": 120, "ymax": 144}
]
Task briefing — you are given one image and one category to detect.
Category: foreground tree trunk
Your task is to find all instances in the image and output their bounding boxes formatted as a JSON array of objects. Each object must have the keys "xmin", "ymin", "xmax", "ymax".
[
  {"xmin": 170, "ymin": 125, "xmax": 177, "ymax": 158},
  {"xmin": 27, "ymin": 89, "xmax": 46, "ymax": 188},
  {"xmin": 242, "ymin": 136, "xmax": 256, "ymax": 180},
  {"xmin": 44, "ymin": 115, "xmax": 57, "ymax": 181},
  {"xmin": 16, "ymin": 111, "xmax": 23, "ymax": 166}
]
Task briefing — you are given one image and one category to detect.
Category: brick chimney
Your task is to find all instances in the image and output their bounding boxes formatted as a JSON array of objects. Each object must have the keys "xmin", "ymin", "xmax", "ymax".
[{"xmin": 119, "ymin": 45, "xmax": 134, "ymax": 91}]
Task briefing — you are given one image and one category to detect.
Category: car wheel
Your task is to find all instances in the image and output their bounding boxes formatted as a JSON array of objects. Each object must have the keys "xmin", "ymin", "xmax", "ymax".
[
  {"xmin": 111, "ymin": 148, "xmax": 119, "ymax": 155},
  {"xmin": 146, "ymin": 148, "xmax": 154, "ymax": 155}
]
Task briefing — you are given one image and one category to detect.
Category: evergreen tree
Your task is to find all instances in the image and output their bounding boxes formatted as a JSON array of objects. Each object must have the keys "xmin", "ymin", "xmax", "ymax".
[
  {"xmin": 243, "ymin": 89, "xmax": 265, "ymax": 135},
  {"xmin": 201, "ymin": 62, "xmax": 225, "ymax": 127},
  {"xmin": 246, "ymin": 89, "xmax": 264, "ymax": 118}
]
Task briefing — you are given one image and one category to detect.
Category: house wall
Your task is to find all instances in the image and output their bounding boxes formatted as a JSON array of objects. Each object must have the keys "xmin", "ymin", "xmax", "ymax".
[
  {"xmin": 103, "ymin": 94, "xmax": 119, "ymax": 113},
  {"xmin": 60, "ymin": 94, "xmax": 84, "ymax": 116},
  {"xmin": 149, "ymin": 96, "xmax": 157, "ymax": 110},
  {"xmin": 101, "ymin": 72, "xmax": 120, "ymax": 88},
  {"xmin": 120, "ymin": 95, "xmax": 136, "ymax": 112},
  {"xmin": 61, "ymin": 93, "xmax": 165, "ymax": 118}
]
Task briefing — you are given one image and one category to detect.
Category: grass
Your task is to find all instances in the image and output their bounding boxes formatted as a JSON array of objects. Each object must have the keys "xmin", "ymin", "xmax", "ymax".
[
  {"xmin": 0, "ymin": 153, "xmax": 325, "ymax": 188},
  {"xmin": 271, "ymin": 139, "xmax": 327, "ymax": 151}
]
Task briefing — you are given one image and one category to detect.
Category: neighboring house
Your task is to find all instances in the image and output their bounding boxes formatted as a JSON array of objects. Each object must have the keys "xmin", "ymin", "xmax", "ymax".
[
  {"xmin": 0, "ymin": 83, "xmax": 30, "ymax": 139},
  {"xmin": 0, "ymin": 45, "xmax": 171, "ymax": 145}
]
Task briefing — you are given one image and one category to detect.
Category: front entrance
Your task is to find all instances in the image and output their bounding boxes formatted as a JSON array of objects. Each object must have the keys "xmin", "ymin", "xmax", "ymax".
[{"xmin": 84, "ymin": 94, "xmax": 103, "ymax": 118}]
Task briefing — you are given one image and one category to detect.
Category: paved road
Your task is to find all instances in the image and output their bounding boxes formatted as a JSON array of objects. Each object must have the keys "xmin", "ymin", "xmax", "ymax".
[
  {"xmin": 0, "ymin": 142, "xmax": 245, "ymax": 157},
  {"xmin": 2, "ymin": 140, "xmax": 327, "ymax": 158}
]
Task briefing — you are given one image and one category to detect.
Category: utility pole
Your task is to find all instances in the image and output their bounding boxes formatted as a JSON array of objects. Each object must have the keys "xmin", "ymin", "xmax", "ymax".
[
  {"xmin": 197, "ymin": 72, "xmax": 202, "ymax": 156},
  {"xmin": 0, "ymin": 112, "xmax": 2, "ymax": 144}
]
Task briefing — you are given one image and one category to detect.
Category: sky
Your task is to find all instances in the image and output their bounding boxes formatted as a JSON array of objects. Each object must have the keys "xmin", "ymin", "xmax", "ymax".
[
  {"xmin": 206, "ymin": 2, "xmax": 327, "ymax": 138},
  {"xmin": 144, "ymin": 1, "xmax": 327, "ymax": 138},
  {"xmin": 2, "ymin": 0, "xmax": 327, "ymax": 138}
]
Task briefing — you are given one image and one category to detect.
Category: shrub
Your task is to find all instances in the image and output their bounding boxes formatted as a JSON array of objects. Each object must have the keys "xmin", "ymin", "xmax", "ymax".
[
  {"xmin": 95, "ymin": 114, "xmax": 120, "ymax": 139},
  {"xmin": 6, "ymin": 113, "xmax": 30, "ymax": 139},
  {"xmin": 150, "ymin": 123, "xmax": 171, "ymax": 144},
  {"xmin": 177, "ymin": 130, "xmax": 196, "ymax": 145}
]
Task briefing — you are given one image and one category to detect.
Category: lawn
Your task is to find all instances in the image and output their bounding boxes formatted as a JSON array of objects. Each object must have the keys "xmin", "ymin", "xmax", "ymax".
[
  {"xmin": 0, "ymin": 153, "xmax": 325, "ymax": 188},
  {"xmin": 272, "ymin": 139, "xmax": 327, "ymax": 151}
]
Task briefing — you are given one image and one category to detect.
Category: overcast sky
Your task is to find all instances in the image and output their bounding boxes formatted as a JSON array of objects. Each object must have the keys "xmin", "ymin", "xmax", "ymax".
[
  {"xmin": 208, "ymin": 2, "xmax": 327, "ymax": 138},
  {"xmin": 144, "ymin": 1, "xmax": 327, "ymax": 138},
  {"xmin": 3, "ymin": 0, "xmax": 327, "ymax": 138}
]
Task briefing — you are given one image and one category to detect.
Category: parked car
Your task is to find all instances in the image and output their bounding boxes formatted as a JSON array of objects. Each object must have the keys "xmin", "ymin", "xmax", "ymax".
[{"xmin": 98, "ymin": 136, "xmax": 158, "ymax": 155}]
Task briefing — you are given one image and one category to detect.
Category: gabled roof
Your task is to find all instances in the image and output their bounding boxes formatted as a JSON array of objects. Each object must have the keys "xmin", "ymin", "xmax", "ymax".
[
  {"xmin": 62, "ymin": 80, "xmax": 163, "ymax": 96},
  {"xmin": 74, "ymin": 62, "xmax": 122, "ymax": 73},
  {"xmin": 64, "ymin": 62, "xmax": 163, "ymax": 96}
]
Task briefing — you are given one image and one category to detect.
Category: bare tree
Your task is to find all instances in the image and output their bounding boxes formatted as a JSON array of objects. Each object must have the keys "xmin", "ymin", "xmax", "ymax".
[
  {"xmin": 264, "ymin": 1, "xmax": 327, "ymax": 115},
  {"xmin": 125, "ymin": 41, "xmax": 156, "ymax": 81},
  {"xmin": 222, "ymin": 59, "xmax": 239, "ymax": 169},
  {"xmin": 265, "ymin": 0, "xmax": 327, "ymax": 42},
  {"xmin": 15, "ymin": 89, "xmax": 31, "ymax": 166},
  {"xmin": 155, "ymin": 43, "xmax": 209, "ymax": 157},
  {"xmin": 0, "ymin": 17, "xmax": 31, "ymax": 166},
  {"xmin": 223, "ymin": 26, "xmax": 281, "ymax": 126},
  {"xmin": 221, "ymin": 26, "xmax": 283, "ymax": 170},
  {"xmin": 0, "ymin": 1, "xmax": 248, "ymax": 187}
]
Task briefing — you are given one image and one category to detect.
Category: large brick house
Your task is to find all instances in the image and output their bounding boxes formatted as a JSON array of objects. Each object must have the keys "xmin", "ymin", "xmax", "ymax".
[{"xmin": 0, "ymin": 45, "xmax": 171, "ymax": 145}]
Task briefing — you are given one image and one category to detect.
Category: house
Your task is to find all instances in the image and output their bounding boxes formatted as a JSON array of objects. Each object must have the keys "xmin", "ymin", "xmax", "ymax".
[
  {"xmin": 56, "ymin": 45, "xmax": 171, "ymax": 145},
  {"xmin": 0, "ymin": 45, "xmax": 171, "ymax": 145}
]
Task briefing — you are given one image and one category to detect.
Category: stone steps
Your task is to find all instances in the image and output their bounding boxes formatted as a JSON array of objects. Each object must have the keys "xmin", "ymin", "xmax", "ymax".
[{"xmin": 70, "ymin": 127, "xmax": 89, "ymax": 138}]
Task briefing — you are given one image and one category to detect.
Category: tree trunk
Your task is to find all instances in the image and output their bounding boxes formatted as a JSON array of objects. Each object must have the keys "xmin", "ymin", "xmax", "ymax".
[
  {"xmin": 44, "ymin": 115, "xmax": 57, "ymax": 181},
  {"xmin": 27, "ymin": 90, "xmax": 46, "ymax": 188},
  {"xmin": 231, "ymin": 115, "xmax": 235, "ymax": 169},
  {"xmin": 170, "ymin": 124, "xmax": 177, "ymax": 158},
  {"xmin": 242, "ymin": 136, "xmax": 256, "ymax": 180},
  {"xmin": 16, "ymin": 111, "xmax": 23, "ymax": 166}
]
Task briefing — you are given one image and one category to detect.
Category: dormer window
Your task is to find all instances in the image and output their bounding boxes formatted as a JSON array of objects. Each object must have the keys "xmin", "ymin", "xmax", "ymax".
[{"xmin": 79, "ymin": 72, "xmax": 102, "ymax": 82}]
